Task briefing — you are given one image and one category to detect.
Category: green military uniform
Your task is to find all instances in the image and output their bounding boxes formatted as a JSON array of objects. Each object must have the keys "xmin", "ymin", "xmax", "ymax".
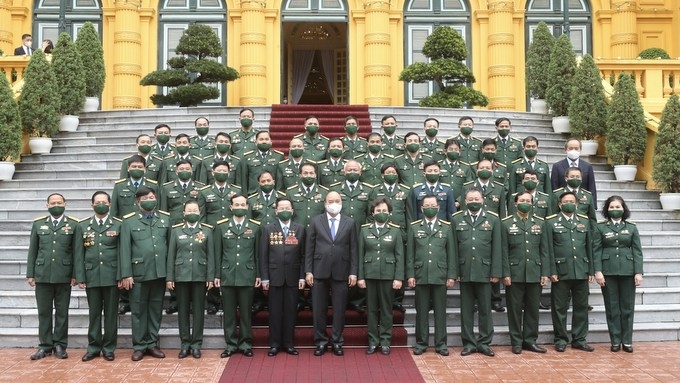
[
  {"xmin": 118, "ymin": 210, "xmax": 171, "ymax": 352},
  {"xmin": 546, "ymin": 213, "xmax": 593, "ymax": 348},
  {"xmin": 201, "ymin": 154, "xmax": 241, "ymax": 186},
  {"xmin": 248, "ymin": 190, "xmax": 285, "ymax": 226},
  {"xmin": 507, "ymin": 191, "xmax": 551, "ymax": 218},
  {"xmin": 317, "ymin": 158, "xmax": 346, "ymax": 188},
  {"xmin": 189, "ymin": 135, "xmax": 216, "ymax": 158},
  {"xmin": 239, "ymin": 149, "xmax": 284, "ymax": 195},
  {"xmin": 331, "ymin": 181, "xmax": 373, "ymax": 230},
  {"xmin": 160, "ymin": 179, "xmax": 206, "ymax": 225},
  {"xmin": 358, "ymin": 222, "xmax": 404, "ymax": 348},
  {"xmin": 493, "ymin": 136, "xmax": 523, "ymax": 168},
  {"xmin": 110, "ymin": 178, "xmax": 158, "ymax": 219},
  {"xmin": 369, "ymin": 183, "xmax": 410, "ymax": 238},
  {"xmin": 74, "ymin": 215, "xmax": 122, "ymax": 356},
  {"xmin": 461, "ymin": 180, "xmax": 507, "ymax": 218},
  {"xmin": 198, "ymin": 183, "xmax": 241, "ymax": 226},
  {"xmin": 27, "ymin": 215, "xmax": 80, "ymax": 354},
  {"xmin": 214, "ymin": 218, "xmax": 260, "ymax": 352},
  {"xmin": 341, "ymin": 136, "xmax": 367, "ymax": 159},
  {"xmin": 394, "ymin": 153, "xmax": 431, "ymax": 188},
  {"xmin": 159, "ymin": 154, "xmax": 205, "ymax": 186},
  {"xmin": 229, "ymin": 128, "xmax": 258, "ymax": 156},
  {"xmin": 120, "ymin": 154, "xmax": 163, "ymax": 182},
  {"xmin": 451, "ymin": 210, "xmax": 502, "ymax": 353},
  {"xmin": 405, "ymin": 219, "xmax": 457, "ymax": 353},
  {"xmin": 276, "ymin": 158, "xmax": 311, "ymax": 191},
  {"xmin": 453, "ymin": 135, "xmax": 482, "ymax": 164},
  {"xmin": 380, "ymin": 134, "xmax": 404, "ymax": 157},
  {"xmin": 167, "ymin": 222, "xmax": 215, "ymax": 352},
  {"xmin": 501, "ymin": 214, "xmax": 550, "ymax": 348},
  {"xmin": 551, "ymin": 187, "xmax": 597, "ymax": 225},
  {"xmin": 593, "ymin": 219, "xmax": 643, "ymax": 347},
  {"xmin": 420, "ymin": 138, "xmax": 446, "ymax": 162},
  {"xmin": 358, "ymin": 153, "xmax": 392, "ymax": 187},
  {"xmin": 440, "ymin": 159, "xmax": 474, "ymax": 201},
  {"xmin": 470, "ymin": 160, "xmax": 509, "ymax": 189},
  {"xmin": 295, "ymin": 133, "xmax": 329, "ymax": 162},
  {"xmin": 151, "ymin": 143, "xmax": 174, "ymax": 158},
  {"xmin": 509, "ymin": 157, "xmax": 552, "ymax": 196},
  {"xmin": 286, "ymin": 183, "xmax": 328, "ymax": 227}
]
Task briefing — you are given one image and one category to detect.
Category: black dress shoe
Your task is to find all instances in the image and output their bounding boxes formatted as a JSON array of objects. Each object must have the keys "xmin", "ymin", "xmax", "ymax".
[
  {"xmin": 118, "ymin": 303, "xmax": 130, "ymax": 314},
  {"xmin": 622, "ymin": 344, "xmax": 633, "ymax": 353},
  {"xmin": 192, "ymin": 349, "xmax": 201, "ymax": 358},
  {"xmin": 381, "ymin": 346, "xmax": 390, "ymax": 355},
  {"xmin": 332, "ymin": 346, "xmax": 344, "ymax": 356},
  {"xmin": 539, "ymin": 302, "xmax": 551, "ymax": 310},
  {"xmin": 131, "ymin": 350, "xmax": 144, "ymax": 361},
  {"xmin": 296, "ymin": 303, "xmax": 305, "ymax": 312},
  {"xmin": 436, "ymin": 348, "xmax": 449, "ymax": 356},
  {"xmin": 242, "ymin": 349, "xmax": 254, "ymax": 357},
  {"xmin": 611, "ymin": 344, "xmax": 621, "ymax": 352},
  {"xmin": 268, "ymin": 347, "xmax": 279, "ymax": 357},
  {"xmin": 460, "ymin": 347, "xmax": 476, "ymax": 356},
  {"xmin": 348, "ymin": 303, "xmax": 365, "ymax": 314},
  {"xmin": 413, "ymin": 348, "xmax": 425, "ymax": 355},
  {"xmin": 392, "ymin": 304, "xmax": 406, "ymax": 313},
  {"xmin": 523, "ymin": 344, "xmax": 547, "ymax": 353},
  {"xmin": 220, "ymin": 350, "xmax": 235, "ymax": 358},
  {"xmin": 588, "ymin": 305, "xmax": 594, "ymax": 311},
  {"xmin": 178, "ymin": 349, "xmax": 189, "ymax": 359},
  {"xmin": 512, "ymin": 346, "xmax": 522, "ymax": 354},
  {"xmin": 82, "ymin": 352, "xmax": 99, "ymax": 361},
  {"xmin": 206, "ymin": 305, "xmax": 218, "ymax": 315},
  {"xmin": 251, "ymin": 302, "xmax": 265, "ymax": 314},
  {"xmin": 103, "ymin": 352, "xmax": 115, "ymax": 361},
  {"xmin": 492, "ymin": 303, "xmax": 506, "ymax": 312},
  {"xmin": 54, "ymin": 345, "xmax": 68, "ymax": 359},
  {"xmin": 314, "ymin": 346, "xmax": 327, "ymax": 356},
  {"xmin": 555, "ymin": 344, "xmax": 566, "ymax": 352},
  {"xmin": 366, "ymin": 346, "xmax": 377, "ymax": 355},
  {"xmin": 479, "ymin": 347, "xmax": 495, "ymax": 357},
  {"xmin": 30, "ymin": 349, "xmax": 51, "ymax": 360},
  {"xmin": 147, "ymin": 347, "xmax": 166, "ymax": 358},
  {"xmin": 284, "ymin": 347, "xmax": 299, "ymax": 355},
  {"xmin": 572, "ymin": 343, "xmax": 594, "ymax": 352},
  {"xmin": 165, "ymin": 305, "xmax": 178, "ymax": 314}
]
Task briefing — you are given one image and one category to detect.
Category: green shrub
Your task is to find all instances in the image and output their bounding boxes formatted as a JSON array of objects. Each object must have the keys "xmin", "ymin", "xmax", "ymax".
[
  {"xmin": 546, "ymin": 34, "xmax": 577, "ymax": 116},
  {"xmin": 75, "ymin": 22, "xmax": 106, "ymax": 97},
  {"xmin": 526, "ymin": 22, "xmax": 555, "ymax": 99},
  {"xmin": 605, "ymin": 73, "xmax": 647, "ymax": 165},
  {"xmin": 568, "ymin": 54, "xmax": 607, "ymax": 140},
  {"xmin": 0, "ymin": 74, "xmax": 22, "ymax": 161},
  {"xmin": 52, "ymin": 32, "xmax": 86, "ymax": 115},
  {"xmin": 638, "ymin": 48, "xmax": 671, "ymax": 59},
  {"xmin": 18, "ymin": 50, "xmax": 59, "ymax": 137},
  {"xmin": 652, "ymin": 94, "xmax": 680, "ymax": 192}
]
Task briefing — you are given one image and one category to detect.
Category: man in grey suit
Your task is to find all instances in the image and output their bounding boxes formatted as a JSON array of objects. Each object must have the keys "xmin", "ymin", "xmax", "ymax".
[{"xmin": 305, "ymin": 191, "xmax": 358, "ymax": 357}]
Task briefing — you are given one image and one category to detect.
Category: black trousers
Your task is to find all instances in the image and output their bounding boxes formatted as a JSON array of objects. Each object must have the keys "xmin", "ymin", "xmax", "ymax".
[{"xmin": 311, "ymin": 278, "xmax": 348, "ymax": 347}]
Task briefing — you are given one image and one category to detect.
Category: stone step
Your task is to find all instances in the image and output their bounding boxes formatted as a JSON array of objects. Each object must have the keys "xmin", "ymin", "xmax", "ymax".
[
  {"xmin": 630, "ymin": 220, "xmax": 680, "ymax": 232},
  {"xmin": 594, "ymin": 180, "xmax": 648, "ymax": 190},
  {"xmin": 13, "ymin": 159, "xmax": 121, "ymax": 172},
  {"xmin": 11, "ymin": 169, "xmax": 120, "ymax": 180},
  {"xmin": 0, "ymin": 208, "xmax": 94, "ymax": 221},
  {"xmin": 638, "ymin": 273, "xmax": 680, "ymax": 288},
  {"xmin": 0, "ymin": 197, "xmax": 109, "ymax": 210},
  {"xmin": 595, "ymin": 188, "xmax": 660, "ymax": 202},
  {"xmin": 20, "ymin": 150, "xmax": 132, "ymax": 162},
  {"xmin": 639, "ymin": 231, "xmax": 680, "ymax": 246}
]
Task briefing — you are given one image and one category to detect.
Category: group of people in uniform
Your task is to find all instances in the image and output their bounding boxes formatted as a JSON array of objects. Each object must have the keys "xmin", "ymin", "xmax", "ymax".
[{"xmin": 26, "ymin": 109, "xmax": 644, "ymax": 362}]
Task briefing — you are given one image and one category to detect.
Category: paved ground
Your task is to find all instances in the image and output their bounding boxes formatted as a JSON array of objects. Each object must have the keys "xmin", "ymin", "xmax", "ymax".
[{"xmin": 1, "ymin": 342, "xmax": 679, "ymax": 382}]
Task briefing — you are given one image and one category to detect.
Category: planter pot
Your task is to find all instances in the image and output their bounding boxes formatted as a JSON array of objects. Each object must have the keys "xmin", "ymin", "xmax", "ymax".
[
  {"xmin": 581, "ymin": 140, "xmax": 599, "ymax": 156},
  {"xmin": 659, "ymin": 193, "xmax": 680, "ymax": 210},
  {"xmin": 0, "ymin": 161, "xmax": 16, "ymax": 181},
  {"xmin": 530, "ymin": 99, "xmax": 548, "ymax": 114},
  {"xmin": 59, "ymin": 115, "xmax": 79, "ymax": 132},
  {"xmin": 552, "ymin": 116, "xmax": 571, "ymax": 133},
  {"xmin": 83, "ymin": 97, "xmax": 99, "ymax": 112},
  {"xmin": 613, "ymin": 164, "xmax": 637, "ymax": 181},
  {"xmin": 28, "ymin": 137, "xmax": 53, "ymax": 154}
]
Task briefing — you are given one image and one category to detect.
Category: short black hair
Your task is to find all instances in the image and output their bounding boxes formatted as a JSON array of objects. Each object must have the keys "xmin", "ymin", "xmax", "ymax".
[
  {"xmin": 135, "ymin": 186, "xmax": 156, "ymax": 199},
  {"xmin": 601, "ymin": 195, "xmax": 631, "ymax": 221},
  {"xmin": 371, "ymin": 197, "xmax": 392, "ymax": 213},
  {"xmin": 91, "ymin": 191, "xmax": 110, "ymax": 204}
]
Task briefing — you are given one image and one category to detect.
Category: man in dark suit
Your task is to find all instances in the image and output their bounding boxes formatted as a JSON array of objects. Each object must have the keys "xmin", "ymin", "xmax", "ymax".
[
  {"xmin": 550, "ymin": 138, "xmax": 597, "ymax": 208},
  {"xmin": 14, "ymin": 33, "xmax": 33, "ymax": 55},
  {"xmin": 305, "ymin": 191, "xmax": 358, "ymax": 357},
  {"xmin": 259, "ymin": 197, "xmax": 306, "ymax": 356}
]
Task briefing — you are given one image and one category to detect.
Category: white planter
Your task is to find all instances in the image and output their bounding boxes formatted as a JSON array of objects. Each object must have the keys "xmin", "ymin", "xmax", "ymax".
[
  {"xmin": 28, "ymin": 137, "xmax": 53, "ymax": 155},
  {"xmin": 59, "ymin": 115, "xmax": 79, "ymax": 132},
  {"xmin": 552, "ymin": 116, "xmax": 571, "ymax": 133},
  {"xmin": 613, "ymin": 164, "xmax": 637, "ymax": 181},
  {"xmin": 0, "ymin": 161, "xmax": 16, "ymax": 181},
  {"xmin": 581, "ymin": 140, "xmax": 599, "ymax": 156},
  {"xmin": 530, "ymin": 99, "xmax": 548, "ymax": 114},
  {"xmin": 659, "ymin": 193, "xmax": 680, "ymax": 210},
  {"xmin": 83, "ymin": 97, "xmax": 99, "ymax": 112}
]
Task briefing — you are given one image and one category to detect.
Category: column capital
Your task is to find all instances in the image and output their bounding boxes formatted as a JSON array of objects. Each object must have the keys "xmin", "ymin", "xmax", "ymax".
[
  {"xmin": 611, "ymin": 1, "xmax": 638, "ymax": 12},
  {"xmin": 486, "ymin": 0, "xmax": 514, "ymax": 12}
]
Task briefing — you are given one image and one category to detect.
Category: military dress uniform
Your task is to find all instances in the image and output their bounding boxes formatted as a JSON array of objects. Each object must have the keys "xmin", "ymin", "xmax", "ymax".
[
  {"xmin": 239, "ymin": 149, "xmax": 284, "ymax": 195},
  {"xmin": 461, "ymin": 180, "xmax": 507, "ymax": 218},
  {"xmin": 370, "ymin": 183, "xmax": 410, "ymax": 238},
  {"xmin": 110, "ymin": 178, "xmax": 158, "ymax": 219},
  {"xmin": 593, "ymin": 219, "xmax": 643, "ymax": 348},
  {"xmin": 452, "ymin": 135, "xmax": 482, "ymax": 164},
  {"xmin": 167, "ymin": 222, "xmax": 215, "ymax": 354},
  {"xmin": 501, "ymin": 214, "xmax": 550, "ymax": 349},
  {"xmin": 229, "ymin": 128, "xmax": 258, "ymax": 156},
  {"xmin": 451, "ymin": 210, "xmax": 502, "ymax": 354},
  {"xmin": 198, "ymin": 183, "xmax": 241, "ymax": 226},
  {"xmin": 201, "ymin": 154, "xmax": 241, "ymax": 186},
  {"xmin": 295, "ymin": 133, "xmax": 329, "ymax": 162},
  {"xmin": 74, "ymin": 215, "xmax": 122, "ymax": 357},
  {"xmin": 286, "ymin": 183, "xmax": 328, "ymax": 227},
  {"xmin": 159, "ymin": 154, "xmax": 205, "ymax": 186},
  {"xmin": 546, "ymin": 213, "xmax": 593, "ymax": 349},
  {"xmin": 493, "ymin": 136, "xmax": 523, "ymax": 168},
  {"xmin": 330, "ymin": 181, "xmax": 373, "ymax": 230},
  {"xmin": 394, "ymin": 153, "xmax": 431, "ymax": 188},
  {"xmin": 248, "ymin": 190, "xmax": 284, "ymax": 226},
  {"xmin": 509, "ymin": 157, "xmax": 552, "ymax": 196},
  {"xmin": 440, "ymin": 160, "xmax": 474, "ymax": 201},
  {"xmin": 214, "ymin": 218, "xmax": 261, "ymax": 353},
  {"xmin": 120, "ymin": 154, "xmax": 163, "ymax": 182},
  {"xmin": 409, "ymin": 182, "xmax": 456, "ymax": 222},
  {"xmin": 118, "ymin": 210, "xmax": 171, "ymax": 353},
  {"xmin": 276, "ymin": 158, "xmax": 311, "ymax": 191},
  {"xmin": 151, "ymin": 143, "xmax": 174, "ymax": 159},
  {"xmin": 27, "ymin": 215, "xmax": 80, "ymax": 355},
  {"xmin": 341, "ymin": 136, "xmax": 368, "ymax": 159},
  {"xmin": 507, "ymin": 191, "xmax": 552, "ymax": 218},
  {"xmin": 380, "ymin": 134, "xmax": 404, "ymax": 158},
  {"xmin": 405, "ymin": 219, "xmax": 457, "ymax": 354},
  {"xmin": 358, "ymin": 153, "xmax": 392, "ymax": 187},
  {"xmin": 317, "ymin": 158, "xmax": 346, "ymax": 188},
  {"xmin": 189, "ymin": 135, "xmax": 216, "ymax": 158},
  {"xmin": 358, "ymin": 222, "xmax": 404, "ymax": 349},
  {"xmin": 551, "ymin": 187, "xmax": 597, "ymax": 225},
  {"xmin": 419, "ymin": 138, "xmax": 446, "ymax": 162},
  {"xmin": 160, "ymin": 179, "xmax": 206, "ymax": 225},
  {"xmin": 469, "ymin": 160, "xmax": 509, "ymax": 189}
]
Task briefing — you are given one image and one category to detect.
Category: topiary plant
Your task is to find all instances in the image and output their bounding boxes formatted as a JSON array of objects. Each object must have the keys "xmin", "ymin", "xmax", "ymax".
[
  {"xmin": 605, "ymin": 73, "xmax": 647, "ymax": 165},
  {"xmin": 638, "ymin": 47, "xmax": 671, "ymax": 59},
  {"xmin": 526, "ymin": 21, "xmax": 555, "ymax": 99},
  {"xmin": 75, "ymin": 22, "xmax": 106, "ymax": 98},
  {"xmin": 652, "ymin": 94, "xmax": 680, "ymax": 193},
  {"xmin": 546, "ymin": 34, "xmax": 577, "ymax": 117},
  {"xmin": 0, "ymin": 74, "xmax": 22, "ymax": 161},
  {"xmin": 52, "ymin": 32, "xmax": 86, "ymax": 115},
  {"xmin": 568, "ymin": 54, "xmax": 607, "ymax": 140},
  {"xmin": 18, "ymin": 50, "xmax": 60, "ymax": 137}
]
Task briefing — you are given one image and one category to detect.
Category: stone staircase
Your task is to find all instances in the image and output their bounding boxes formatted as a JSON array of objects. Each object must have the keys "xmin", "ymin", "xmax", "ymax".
[{"xmin": 0, "ymin": 106, "xmax": 679, "ymax": 349}]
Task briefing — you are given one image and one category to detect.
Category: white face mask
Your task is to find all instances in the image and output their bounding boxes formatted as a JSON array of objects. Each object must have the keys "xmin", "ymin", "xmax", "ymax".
[
  {"xmin": 566, "ymin": 150, "xmax": 580, "ymax": 161},
  {"xmin": 326, "ymin": 203, "xmax": 342, "ymax": 215},
  {"xmin": 24, "ymin": 41, "xmax": 32, "ymax": 48}
]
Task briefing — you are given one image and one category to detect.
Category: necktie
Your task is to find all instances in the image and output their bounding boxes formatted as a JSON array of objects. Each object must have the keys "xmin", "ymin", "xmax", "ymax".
[
  {"xmin": 376, "ymin": 226, "xmax": 381, "ymax": 234},
  {"xmin": 571, "ymin": 161, "xmax": 577, "ymax": 167},
  {"xmin": 502, "ymin": 138, "xmax": 507, "ymax": 145},
  {"xmin": 133, "ymin": 181, "xmax": 139, "ymax": 189},
  {"xmin": 471, "ymin": 214, "xmax": 477, "ymax": 223},
  {"xmin": 389, "ymin": 139, "xmax": 393, "ymax": 146},
  {"xmin": 567, "ymin": 218, "xmax": 572, "ymax": 224},
  {"xmin": 182, "ymin": 183, "xmax": 187, "ymax": 190},
  {"xmin": 388, "ymin": 186, "xmax": 393, "ymax": 194},
  {"xmin": 264, "ymin": 193, "xmax": 270, "ymax": 201},
  {"xmin": 236, "ymin": 223, "xmax": 242, "ymax": 231},
  {"xmin": 99, "ymin": 219, "xmax": 104, "ymax": 227},
  {"xmin": 306, "ymin": 187, "xmax": 311, "ymax": 194},
  {"xmin": 528, "ymin": 160, "xmax": 534, "ymax": 169},
  {"xmin": 614, "ymin": 222, "xmax": 619, "ymax": 228},
  {"xmin": 53, "ymin": 219, "xmax": 59, "ymax": 227},
  {"xmin": 330, "ymin": 218, "xmax": 337, "ymax": 241},
  {"xmin": 349, "ymin": 184, "xmax": 355, "ymax": 192},
  {"xmin": 219, "ymin": 187, "xmax": 225, "ymax": 193},
  {"xmin": 482, "ymin": 184, "xmax": 487, "ymax": 193},
  {"xmin": 428, "ymin": 221, "xmax": 434, "ymax": 231},
  {"xmin": 160, "ymin": 146, "xmax": 165, "ymax": 152},
  {"xmin": 430, "ymin": 186, "xmax": 435, "ymax": 193},
  {"xmin": 147, "ymin": 214, "xmax": 153, "ymax": 220}
]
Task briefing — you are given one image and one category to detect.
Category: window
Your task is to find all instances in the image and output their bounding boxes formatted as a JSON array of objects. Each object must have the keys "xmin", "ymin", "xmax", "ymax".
[{"xmin": 33, "ymin": 0, "xmax": 102, "ymax": 43}]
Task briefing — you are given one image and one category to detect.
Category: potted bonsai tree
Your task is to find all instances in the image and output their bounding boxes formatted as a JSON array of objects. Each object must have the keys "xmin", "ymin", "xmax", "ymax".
[
  {"xmin": 525, "ymin": 21, "xmax": 555, "ymax": 114},
  {"xmin": 52, "ymin": 32, "xmax": 86, "ymax": 132},
  {"xmin": 0, "ymin": 74, "xmax": 22, "ymax": 180},
  {"xmin": 605, "ymin": 73, "xmax": 647, "ymax": 181},
  {"xmin": 652, "ymin": 94, "xmax": 680, "ymax": 209},
  {"xmin": 546, "ymin": 34, "xmax": 577, "ymax": 133},
  {"xmin": 18, "ymin": 50, "xmax": 60, "ymax": 154},
  {"xmin": 568, "ymin": 54, "xmax": 607, "ymax": 156},
  {"xmin": 75, "ymin": 22, "xmax": 105, "ymax": 112}
]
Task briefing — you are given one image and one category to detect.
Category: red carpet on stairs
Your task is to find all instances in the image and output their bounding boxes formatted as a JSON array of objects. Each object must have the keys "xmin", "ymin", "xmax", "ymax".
[
  {"xmin": 268, "ymin": 104, "xmax": 372, "ymax": 155},
  {"xmin": 219, "ymin": 347, "xmax": 424, "ymax": 383}
]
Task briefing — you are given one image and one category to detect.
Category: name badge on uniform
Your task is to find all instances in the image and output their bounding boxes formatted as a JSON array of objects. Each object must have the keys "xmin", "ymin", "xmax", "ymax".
[
  {"xmin": 285, "ymin": 236, "xmax": 298, "ymax": 245},
  {"xmin": 106, "ymin": 231, "xmax": 118, "ymax": 237}
]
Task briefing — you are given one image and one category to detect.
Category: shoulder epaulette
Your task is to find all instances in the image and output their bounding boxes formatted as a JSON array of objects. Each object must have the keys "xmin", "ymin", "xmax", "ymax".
[
  {"xmin": 581, "ymin": 189, "xmax": 593, "ymax": 195},
  {"xmin": 272, "ymin": 149, "xmax": 284, "ymax": 155},
  {"xmin": 247, "ymin": 193, "xmax": 259, "ymax": 199},
  {"xmin": 193, "ymin": 181, "xmax": 206, "ymax": 187},
  {"xmin": 318, "ymin": 185, "xmax": 330, "ymax": 191},
  {"xmin": 329, "ymin": 182, "xmax": 342, "ymax": 188},
  {"xmin": 162, "ymin": 153, "xmax": 178, "ymax": 160},
  {"xmin": 469, "ymin": 161, "xmax": 480, "ymax": 166},
  {"xmin": 440, "ymin": 220, "xmax": 451, "ymax": 225},
  {"xmin": 576, "ymin": 213, "xmax": 589, "ymax": 219},
  {"xmin": 146, "ymin": 179, "xmax": 157, "ymax": 184},
  {"xmin": 287, "ymin": 184, "xmax": 299, "ymax": 190},
  {"xmin": 451, "ymin": 211, "xmax": 465, "ymax": 217},
  {"xmin": 471, "ymin": 136, "xmax": 483, "ymax": 142},
  {"xmin": 361, "ymin": 182, "xmax": 376, "ymax": 188},
  {"xmin": 511, "ymin": 137, "xmax": 522, "ymax": 142},
  {"xmin": 510, "ymin": 158, "xmax": 522, "ymax": 164},
  {"xmin": 393, "ymin": 154, "xmax": 405, "ymax": 159},
  {"xmin": 460, "ymin": 160, "xmax": 472, "ymax": 166},
  {"xmin": 150, "ymin": 154, "xmax": 163, "ymax": 161},
  {"xmin": 492, "ymin": 181, "xmax": 505, "ymax": 187},
  {"xmin": 201, "ymin": 223, "xmax": 213, "ymax": 229},
  {"xmin": 230, "ymin": 184, "xmax": 241, "ymax": 190},
  {"xmin": 319, "ymin": 134, "xmax": 329, "ymax": 140},
  {"xmin": 537, "ymin": 191, "xmax": 549, "ymax": 196},
  {"xmin": 275, "ymin": 190, "xmax": 286, "ymax": 197},
  {"xmin": 399, "ymin": 183, "xmax": 409, "ymax": 189},
  {"xmin": 115, "ymin": 178, "xmax": 127, "ymax": 184},
  {"xmin": 598, "ymin": 219, "xmax": 607, "ymax": 224},
  {"xmin": 440, "ymin": 182, "xmax": 451, "ymax": 187},
  {"xmin": 121, "ymin": 154, "xmax": 133, "ymax": 161},
  {"xmin": 502, "ymin": 216, "xmax": 513, "ymax": 221},
  {"xmin": 388, "ymin": 222, "xmax": 401, "ymax": 228},
  {"xmin": 545, "ymin": 214, "xmax": 558, "ymax": 219},
  {"xmin": 112, "ymin": 217, "xmax": 123, "ymax": 222},
  {"xmin": 33, "ymin": 215, "xmax": 48, "ymax": 221},
  {"xmin": 158, "ymin": 210, "xmax": 170, "ymax": 216},
  {"xmin": 317, "ymin": 159, "xmax": 328, "ymax": 164},
  {"xmin": 486, "ymin": 211, "xmax": 499, "ymax": 217},
  {"xmin": 163, "ymin": 181, "xmax": 174, "ymax": 186},
  {"xmin": 293, "ymin": 133, "xmax": 304, "ymax": 139},
  {"xmin": 463, "ymin": 180, "xmax": 475, "ymax": 186},
  {"xmin": 384, "ymin": 154, "xmax": 394, "ymax": 159},
  {"xmin": 361, "ymin": 223, "xmax": 371, "ymax": 228},
  {"xmin": 413, "ymin": 182, "xmax": 424, "ymax": 188},
  {"xmin": 216, "ymin": 218, "xmax": 229, "ymax": 225},
  {"xmin": 410, "ymin": 219, "xmax": 423, "ymax": 225},
  {"xmin": 243, "ymin": 150, "xmax": 255, "ymax": 156},
  {"xmin": 533, "ymin": 216, "xmax": 544, "ymax": 221},
  {"xmin": 249, "ymin": 219, "xmax": 261, "ymax": 225},
  {"xmin": 172, "ymin": 223, "xmax": 183, "ymax": 228},
  {"xmin": 355, "ymin": 154, "xmax": 366, "ymax": 160},
  {"xmin": 496, "ymin": 162, "xmax": 507, "ymax": 169},
  {"xmin": 278, "ymin": 159, "xmax": 289, "ymax": 164},
  {"xmin": 199, "ymin": 185, "xmax": 211, "ymax": 190},
  {"xmin": 123, "ymin": 212, "xmax": 137, "ymax": 219},
  {"xmin": 553, "ymin": 187, "xmax": 565, "ymax": 193}
]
